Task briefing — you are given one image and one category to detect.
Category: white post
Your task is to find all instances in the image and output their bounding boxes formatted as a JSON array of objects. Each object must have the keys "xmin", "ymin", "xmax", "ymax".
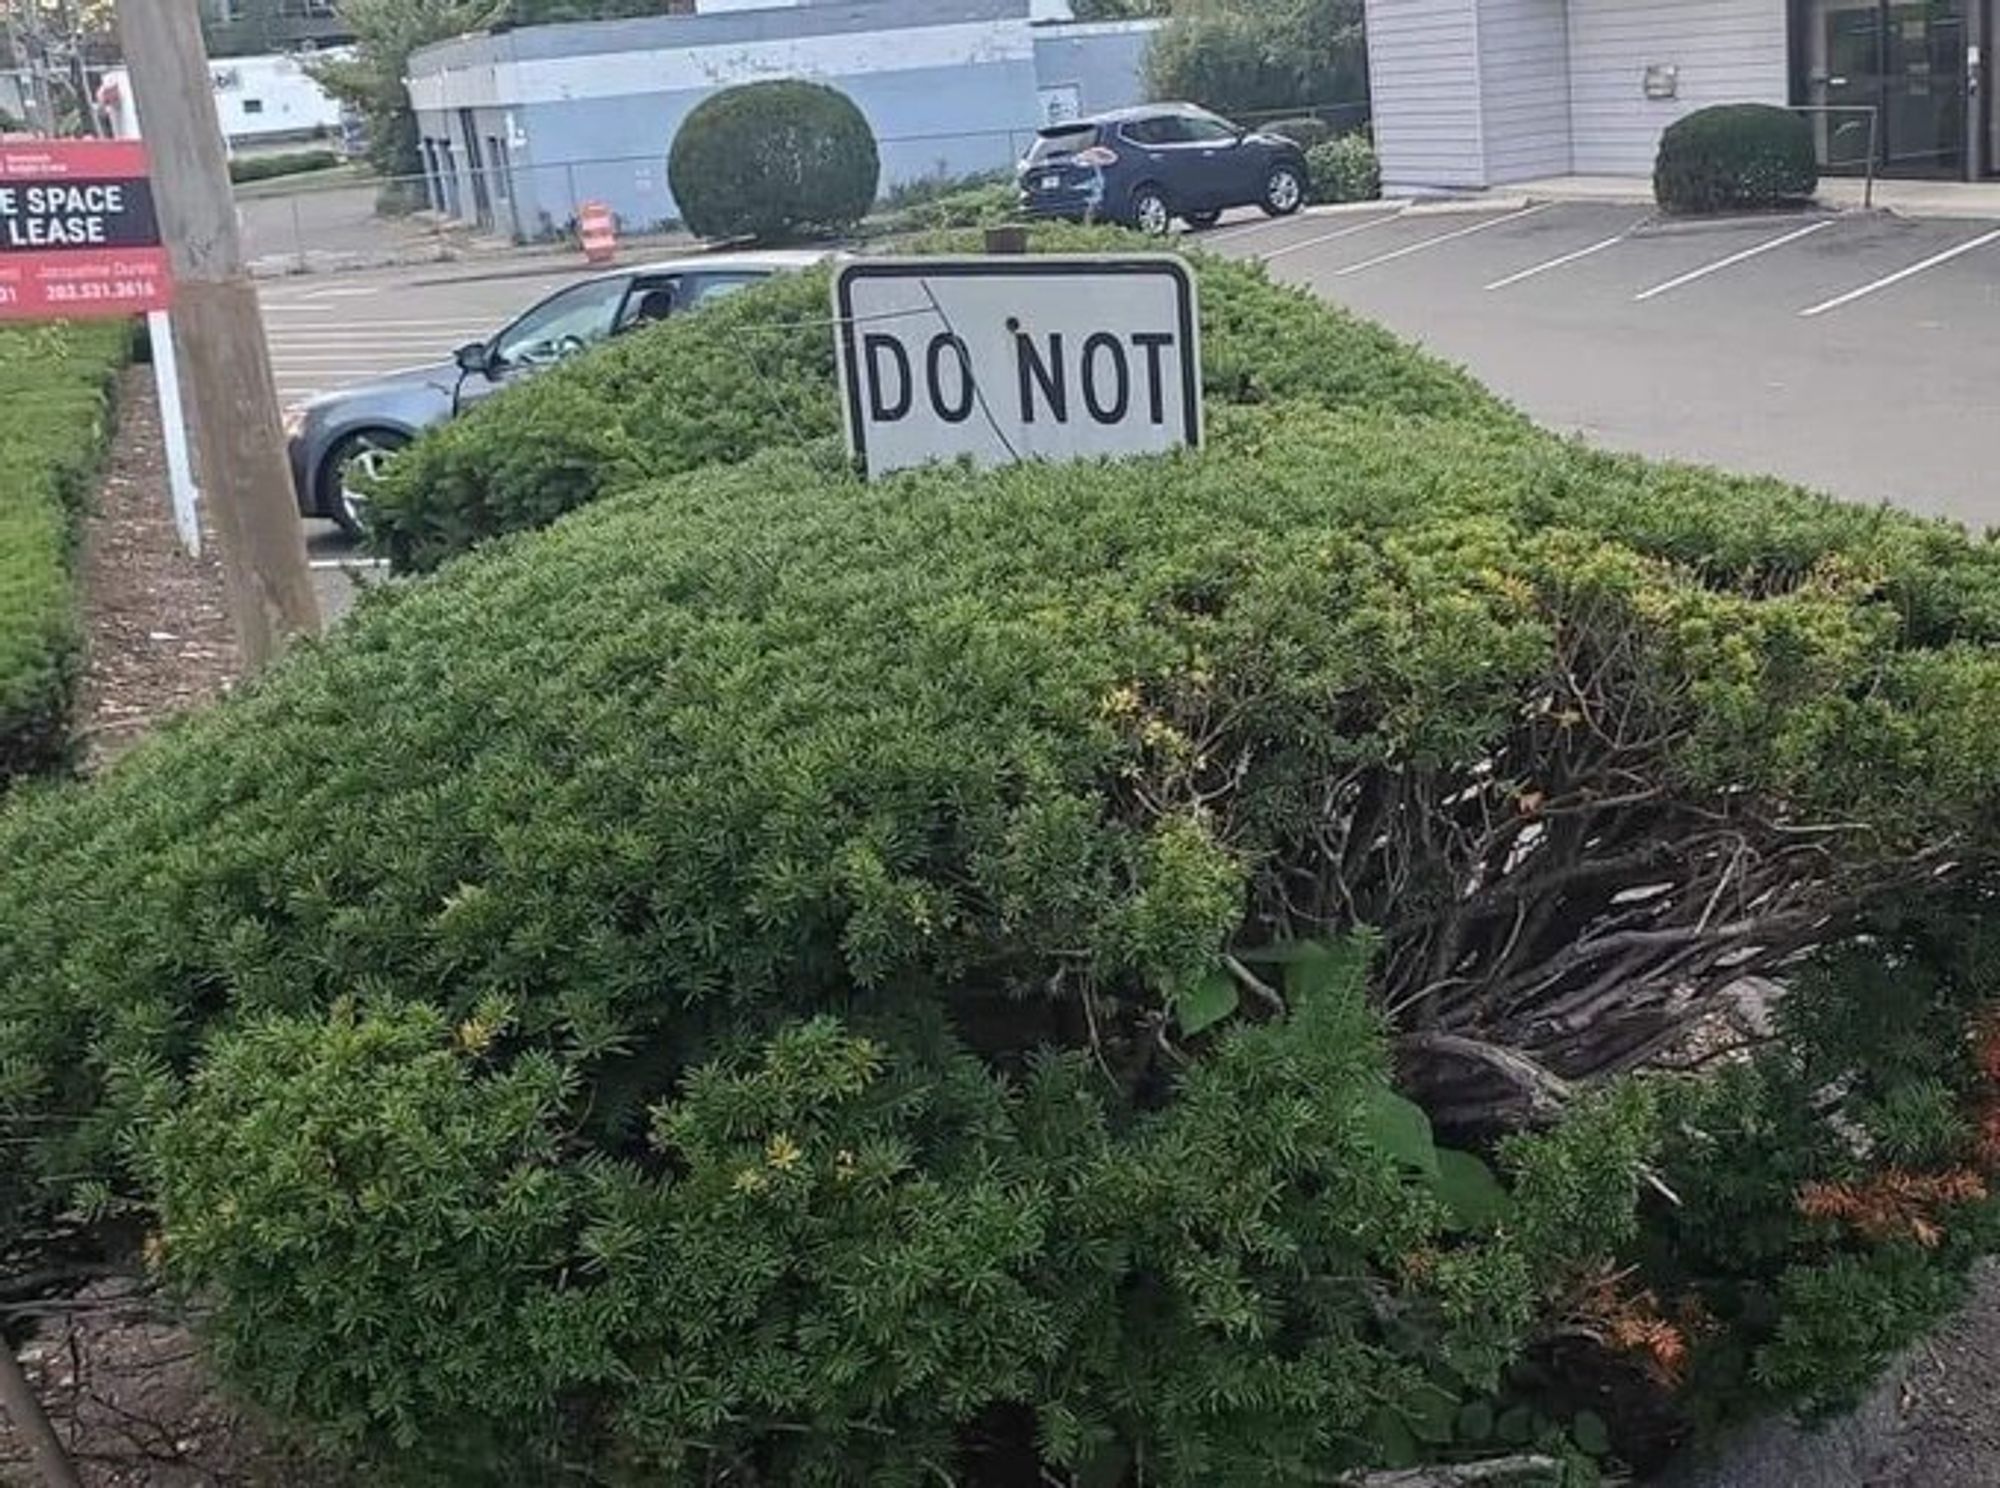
[
  {"xmin": 110, "ymin": 69, "xmax": 203, "ymax": 557},
  {"xmin": 148, "ymin": 309, "xmax": 200, "ymax": 557}
]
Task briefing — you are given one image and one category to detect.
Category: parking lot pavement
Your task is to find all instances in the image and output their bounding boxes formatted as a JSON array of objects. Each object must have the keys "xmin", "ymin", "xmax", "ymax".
[
  {"xmin": 1199, "ymin": 202, "xmax": 2000, "ymax": 528},
  {"xmin": 258, "ymin": 266, "xmax": 591, "ymax": 406}
]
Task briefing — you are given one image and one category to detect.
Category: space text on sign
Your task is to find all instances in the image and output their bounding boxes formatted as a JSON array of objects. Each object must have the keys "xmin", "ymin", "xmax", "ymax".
[
  {"xmin": 835, "ymin": 256, "xmax": 1202, "ymax": 480},
  {"xmin": 0, "ymin": 139, "xmax": 172, "ymax": 319}
]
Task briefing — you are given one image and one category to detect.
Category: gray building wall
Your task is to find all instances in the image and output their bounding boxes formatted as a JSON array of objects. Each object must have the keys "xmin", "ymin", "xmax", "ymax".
[
  {"xmin": 1480, "ymin": 0, "xmax": 1573, "ymax": 181},
  {"xmin": 1032, "ymin": 20, "xmax": 1155, "ymax": 121},
  {"xmin": 1566, "ymin": 0, "xmax": 1788, "ymax": 175},
  {"xmin": 409, "ymin": 0, "xmax": 1158, "ymax": 237},
  {"xmin": 1363, "ymin": 0, "xmax": 1487, "ymax": 190},
  {"xmin": 1368, "ymin": 0, "xmax": 1788, "ymax": 190}
]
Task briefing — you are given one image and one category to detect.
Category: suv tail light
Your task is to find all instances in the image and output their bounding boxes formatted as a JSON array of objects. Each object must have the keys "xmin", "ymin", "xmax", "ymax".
[{"xmin": 1075, "ymin": 146, "xmax": 1120, "ymax": 167}]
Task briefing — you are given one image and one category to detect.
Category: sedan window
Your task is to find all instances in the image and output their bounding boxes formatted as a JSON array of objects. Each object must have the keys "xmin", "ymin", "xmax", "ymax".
[{"xmin": 492, "ymin": 276, "xmax": 632, "ymax": 369}]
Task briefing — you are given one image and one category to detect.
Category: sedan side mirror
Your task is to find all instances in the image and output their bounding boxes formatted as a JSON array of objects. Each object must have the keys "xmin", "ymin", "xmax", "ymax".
[{"xmin": 455, "ymin": 341, "xmax": 491, "ymax": 376}]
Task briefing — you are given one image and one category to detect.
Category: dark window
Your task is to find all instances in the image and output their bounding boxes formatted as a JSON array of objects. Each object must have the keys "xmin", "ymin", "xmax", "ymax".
[
  {"xmin": 1025, "ymin": 125, "xmax": 1099, "ymax": 165},
  {"xmin": 242, "ymin": 98, "xmax": 264, "ymax": 115}
]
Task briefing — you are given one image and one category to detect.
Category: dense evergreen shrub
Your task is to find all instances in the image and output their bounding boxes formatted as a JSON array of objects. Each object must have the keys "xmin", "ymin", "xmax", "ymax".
[
  {"xmin": 1654, "ymin": 104, "xmax": 1818, "ymax": 215},
  {"xmin": 668, "ymin": 80, "xmax": 880, "ymax": 242},
  {"xmin": 228, "ymin": 149, "xmax": 342, "ymax": 185},
  {"xmin": 0, "ymin": 322, "xmax": 128, "ymax": 782},
  {"xmin": 3, "ymin": 400, "xmax": 1999, "ymax": 1479},
  {"xmin": 1308, "ymin": 134, "xmax": 1380, "ymax": 203},
  {"xmin": 364, "ymin": 229, "xmax": 1514, "ymax": 572}
]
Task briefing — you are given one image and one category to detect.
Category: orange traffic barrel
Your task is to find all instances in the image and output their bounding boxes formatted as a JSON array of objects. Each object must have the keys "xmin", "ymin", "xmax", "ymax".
[{"xmin": 579, "ymin": 201, "xmax": 616, "ymax": 264}]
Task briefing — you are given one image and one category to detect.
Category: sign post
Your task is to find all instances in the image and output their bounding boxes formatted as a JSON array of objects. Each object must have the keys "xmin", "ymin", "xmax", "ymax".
[{"xmin": 834, "ymin": 256, "xmax": 1202, "ymax": 481}]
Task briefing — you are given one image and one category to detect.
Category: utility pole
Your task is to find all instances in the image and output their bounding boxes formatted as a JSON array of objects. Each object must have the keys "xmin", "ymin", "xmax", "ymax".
[{"xmin": 115, "ymin": 0, "xmax": 321, "ymax": 668}]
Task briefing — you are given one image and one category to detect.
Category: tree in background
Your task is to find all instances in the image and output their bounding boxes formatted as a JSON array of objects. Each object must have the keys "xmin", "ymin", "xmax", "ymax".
[
  {"xmin": 308, "ymin": 0, "xmax": 502, "ymax": 181},
  {"xmin": 1146, "ymin": 0, "xmax": 1368, "ymax": 121}
]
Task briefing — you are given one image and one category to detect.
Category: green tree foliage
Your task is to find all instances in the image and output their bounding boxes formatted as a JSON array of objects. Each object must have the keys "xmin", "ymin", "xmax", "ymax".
[
  {"xmin": 668, "ymin": 79, "xmax": 880, "ymax": 243},
  {"xmin": 1147, "ymin": 0, "xmax": 1368, "ymax": 119},
  {"xmin": 0, "ymin": 322, "xmax": 127, "ymax": 783},
  {"xmin": 1654, "ymin": 103, "xmax": 1818, "ymax": 215},
  {"xmin": 310, "ymin": 0, "xmax": 503, "ymax": 178}
]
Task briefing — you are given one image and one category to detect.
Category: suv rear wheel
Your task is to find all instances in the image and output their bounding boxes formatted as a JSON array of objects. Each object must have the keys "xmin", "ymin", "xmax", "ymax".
[{"xmin": 1129, "ymin": 185, "xmax": 1172, "ymax": 237}]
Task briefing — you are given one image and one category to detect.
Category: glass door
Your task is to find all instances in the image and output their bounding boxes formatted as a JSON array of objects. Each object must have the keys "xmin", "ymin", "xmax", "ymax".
[
  {"xmin": 1883, "ymin": 2, "xmax": 1967, "ymax": 175},
  {"xmin": 1800, "ymin": 0, "xmax": 1969, "ymax": 176}
]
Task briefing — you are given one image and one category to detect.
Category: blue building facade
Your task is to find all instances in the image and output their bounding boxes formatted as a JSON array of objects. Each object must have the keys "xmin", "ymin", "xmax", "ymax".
[{"xmin": 405, "ymin": 0, "xmax": 1160, "ymax": 240}]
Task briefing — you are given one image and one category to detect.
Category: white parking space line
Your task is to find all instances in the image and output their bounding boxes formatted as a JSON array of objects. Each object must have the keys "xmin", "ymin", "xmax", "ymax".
[
  {"xmin": 1332, "ymin": 204, "xmax": 1552, "ymax": 277},
  {"xmin": 309, "ymin": 557, "xmax": 391, "ymax": 571},
  {"xmin": 1798, "ymin": 225, "xmax": 2000, "ymax": 317},
  {"xmin": 1484, "ymin": 229, "xmax": 1634, "ymax": 291},
  {"xmin": 1631, "ymin": 219, "xmax": 1833, "ymax": 302},
  {"xmin": 1255, "ymin": 208, "xmax": 1409, "ymax": 263}
]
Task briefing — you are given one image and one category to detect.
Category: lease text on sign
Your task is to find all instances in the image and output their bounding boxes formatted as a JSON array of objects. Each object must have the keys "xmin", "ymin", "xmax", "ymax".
[{"xmin": 0, "ymin": 139, "xmax": 172, "ymax": 319}]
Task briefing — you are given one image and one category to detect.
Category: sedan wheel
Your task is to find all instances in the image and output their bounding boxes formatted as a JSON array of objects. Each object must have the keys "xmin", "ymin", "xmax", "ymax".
[
  {"xmin": 324, "ymin": 430, "xmax": 408, "ymax": 537},
  {"xmin": 1262, "ymin": 165, "xmax": 1306, "ymax": 217},
  {"xmin": 1131, "ymin": 187, "xmax": 1172, "ymax": 237}
]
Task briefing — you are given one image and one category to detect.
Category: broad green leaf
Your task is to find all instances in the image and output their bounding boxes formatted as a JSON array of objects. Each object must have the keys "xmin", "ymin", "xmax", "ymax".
[
  {"xmin": 1366, "ymin": 1407, "xmax": 1419, "ymax": 1470},
  {"xmin": 1175, "ymin": 970, "xmax": 1240, "ymax": 1036},
  {"xmin": 1572, "ymin": 1408, "xmax": 1611, "ymax": 1456},
  {"xmin": 1406, "ymin": 1385, "xmax": 1458, "ymax": 1445},
  {"xmin": 1359, "ymin": 1085, "xmax": 1439, "ymax": 1178},
  {"xmin": 1496, "ymin": 1404, "xmax": 1536, "ymax": 1445},
  {"xmin": 1433, "ymin": 1147, "xmax": 1514, "ymax": 1231},
  {"xmin": 1456, "ymin": 1400, "xmax": 1495, "ymax": 1443}
]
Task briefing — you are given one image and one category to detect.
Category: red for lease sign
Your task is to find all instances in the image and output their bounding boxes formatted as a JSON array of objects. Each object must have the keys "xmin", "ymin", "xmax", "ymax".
[{"xmin": 0, "ymin": 138, "xmax": 172, "ymax": 319}]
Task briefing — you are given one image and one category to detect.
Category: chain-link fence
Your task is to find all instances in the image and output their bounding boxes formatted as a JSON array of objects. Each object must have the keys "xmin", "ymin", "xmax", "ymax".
[{"xmin": 240, "ymin": 104, "xmax": 1373, "ymax": 276}]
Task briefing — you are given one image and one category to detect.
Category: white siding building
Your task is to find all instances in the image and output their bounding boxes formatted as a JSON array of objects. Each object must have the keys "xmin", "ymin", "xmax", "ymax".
[{"xmin": 1365, "ymin": 0, "xmax": 1995, "ymax": 192}]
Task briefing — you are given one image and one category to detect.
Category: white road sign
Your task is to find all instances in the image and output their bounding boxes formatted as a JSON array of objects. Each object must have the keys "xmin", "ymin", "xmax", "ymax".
[{"xmin": 834, "ymin": 256, "xmax": 1202, "ymax": 480}]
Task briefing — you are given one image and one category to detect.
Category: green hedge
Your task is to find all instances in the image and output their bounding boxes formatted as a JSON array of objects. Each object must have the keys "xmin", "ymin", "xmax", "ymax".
[
  {"xmin": 366, "ymin": 228, "xmax": 1515, "ymax": 572},
  {"xmin": 1308, "ymin": 134, "xmax": 1381, "ymax": 204},
  {"xmin": 3, "ymin": 390, "xmax": 1999, "ymax": 1476},
  {"xmin": 0, "ymin": 323, "xmax": 128, "ymax": 782},
  {"xmin": 229, "ymin": 149, "xmax": 343, "ymax": 186},
  {"xmin": 1655, "ymin": 103, "xmax": 1818, "ymax": 215}
]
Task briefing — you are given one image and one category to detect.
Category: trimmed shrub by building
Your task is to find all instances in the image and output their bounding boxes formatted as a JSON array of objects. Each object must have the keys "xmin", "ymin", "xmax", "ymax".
[
  {"xmin": 365, "ymin": 227, "xmax": 1514, "ymax": 573},
  {"xmin": 668, "ymin": 79, "xmax": 880, "ymax": 242},
  {"xmin": 0, "ymin": 322, "xmax": 128, "ymax": 783},
  {"xmin": 3, "ymin": 391, "xmax": 2000, "ymax": 1477},
  {"xmin": 1308, "ymin": 133, "xmax": 1381, "ymax": 204},
  {"xmin": 1655, "ymin": 103, "xmax": 1818, "ymax": 215}
]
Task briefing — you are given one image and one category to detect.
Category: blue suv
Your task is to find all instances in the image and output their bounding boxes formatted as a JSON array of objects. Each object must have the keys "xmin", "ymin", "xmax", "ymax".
[{"xmin": 1018, "ymin": 103, "xmax": 1309, "ymax": 236}]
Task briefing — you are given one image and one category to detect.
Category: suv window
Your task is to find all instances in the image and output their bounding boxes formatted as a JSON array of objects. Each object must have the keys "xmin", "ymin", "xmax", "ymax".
[
  {"xmin": 681, "ymin": 271, "xmax": 768, "ymax": 308},
  {"xmin": 1179, "ymin": 113, "xmax": 1240, "ymax": 144},
  {"xmin": 1026, "ymin": 125, "xmax": 1099, "ymax": 165},
  {"xmin": 1120, "ymin": 117, "xmax": 1176, "ymax": 147}
]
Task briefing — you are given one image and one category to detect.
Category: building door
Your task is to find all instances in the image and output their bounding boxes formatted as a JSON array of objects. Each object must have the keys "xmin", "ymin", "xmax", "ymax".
[{"xmin": 1800, "ymin": 0, "xmax": 1973, "ymax": 177}]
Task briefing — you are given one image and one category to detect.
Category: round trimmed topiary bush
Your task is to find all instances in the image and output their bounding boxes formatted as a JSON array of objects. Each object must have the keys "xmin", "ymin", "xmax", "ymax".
[
  {"xmin": 668, "ymin": 79, "xmax": 881, "ymax": 242},
  {"xmin": 1654, "ymin": 102, "xmax": 1818, "ymax": 215}
]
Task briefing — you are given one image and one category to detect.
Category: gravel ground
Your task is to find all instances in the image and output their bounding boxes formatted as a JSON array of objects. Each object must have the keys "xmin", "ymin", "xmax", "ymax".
[{"xmin": 71, "ymin": 369, "xmax": 239, "ymax": 771}]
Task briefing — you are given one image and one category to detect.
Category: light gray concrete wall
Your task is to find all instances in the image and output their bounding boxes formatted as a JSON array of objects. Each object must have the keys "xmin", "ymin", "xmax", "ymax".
[
  {"xmin": 1363, "ymin": 0, "xmax": 1489, "ymax": 190},
  {"xmin": 1032, "ymin": 20, "xmax": 1160, "ymax": 121},
  {"xmin": 1566, "ymin": 0, "xmax": 1789, "ymax": 175},
  {"xmin": 1479, "ymin": 0, "xmax": 1573, "ymax": 181}
]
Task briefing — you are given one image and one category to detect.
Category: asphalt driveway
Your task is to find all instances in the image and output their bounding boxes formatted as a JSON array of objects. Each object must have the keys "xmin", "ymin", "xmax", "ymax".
[{"xmin": 1199, "ymin": 200, "xmax": 2000, "ymax": 529}]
